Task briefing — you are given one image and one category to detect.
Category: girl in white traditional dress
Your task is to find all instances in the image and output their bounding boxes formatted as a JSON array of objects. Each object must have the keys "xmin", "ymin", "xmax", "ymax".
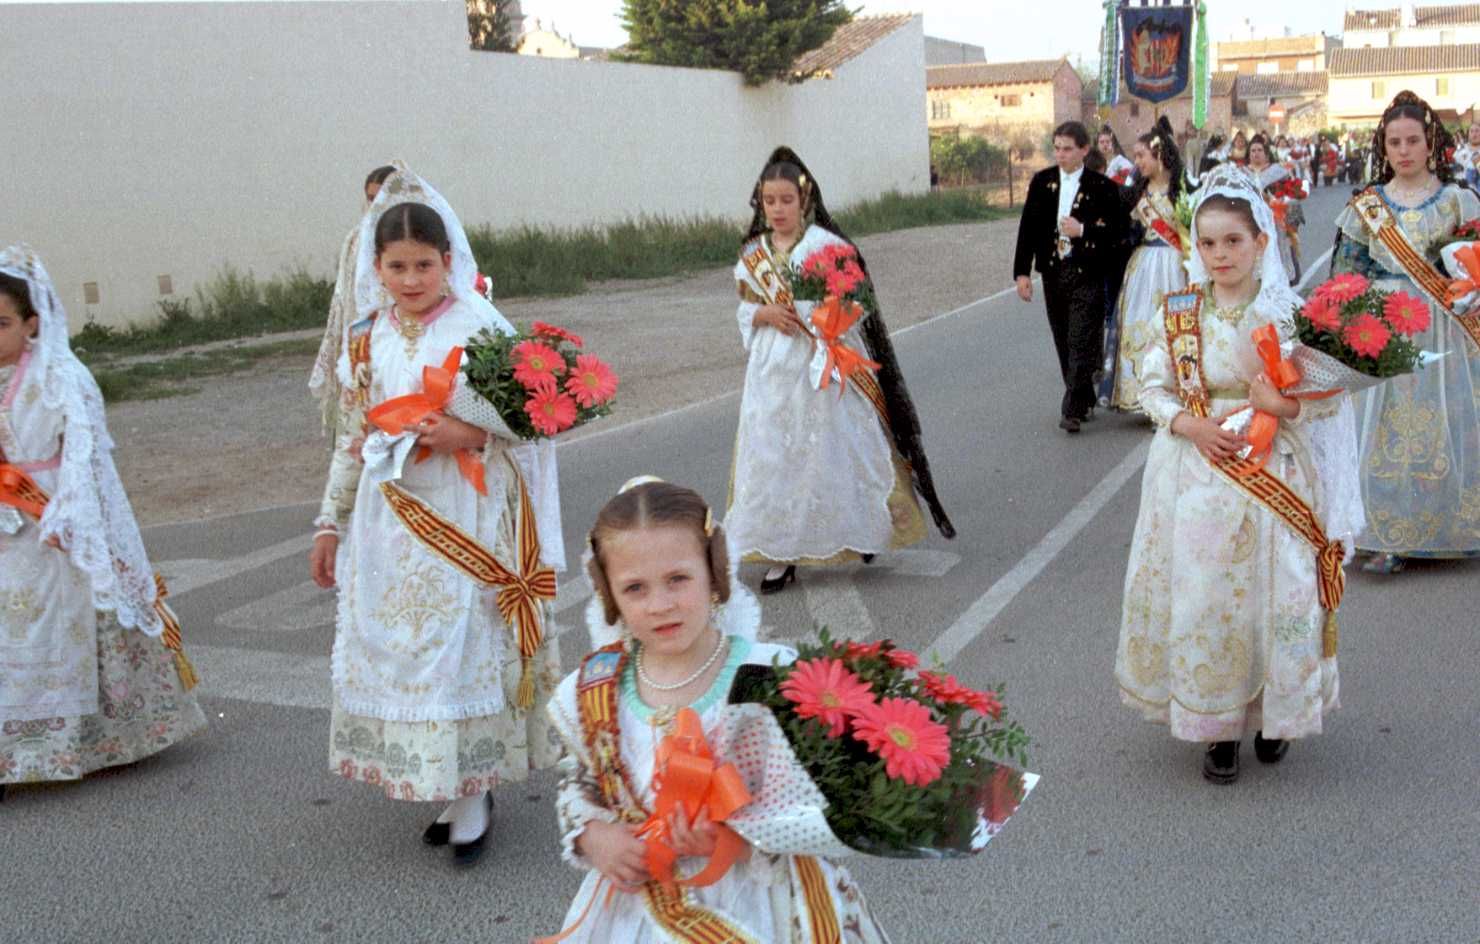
[
  {"xmin": 308, "ymin": 172, "xmax": 561, "ymax": 864},
  {"xmin": 546, "ymin": 477, "xmax": 891, "ymax": 942},
  {"xmin": 728, "ymin": 147, "xmax": 954, "ymax": 595},
  {"xmin": 1101, "ymin": 117, "xmax": 1190, "ymax": 413},
  {"xmin": 1097, "ymin": 125, "xmax": 1136, "ymax": 187},
  {"xmin": 1114, "ymin": 165, "xmax": 1364, "ymax": 784},
  {"xmin": 309, "ymin": 163, "xmax": 401, "ymax": 435},
  {"xmin": 1330, "ymin": 91, "xmax": 1480, "ymax": 574},
  {"xmin": 0, "ymin": 246, "xmax": 205, "ymax": 795},
  {"xmin": 1246, "ymin": 133, "xmax": 1303, "ymax": 286}
]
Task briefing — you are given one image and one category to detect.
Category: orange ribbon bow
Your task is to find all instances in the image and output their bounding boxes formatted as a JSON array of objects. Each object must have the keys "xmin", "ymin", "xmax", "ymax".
[
  {"xmin": 366, "ymin": 346, "xmax": 486, "ymax": 495},
  {"xmin": 1239, "ymin": 324, "xmax": 1303, "ymax": 470},
  {"xmin": 0, "ymin": 464, "xmax": 48, "ymax": 519},
  {"xmin": 638, "ymin": 707, "xmax": 752, "ymax": 891},
  {"xmin": 1447, "ymin": 241, "xmax": 1480, "ymax": 305},
  {"xmin": 810, "ymin": 296, "xmax": 881, "ymax": 397}
]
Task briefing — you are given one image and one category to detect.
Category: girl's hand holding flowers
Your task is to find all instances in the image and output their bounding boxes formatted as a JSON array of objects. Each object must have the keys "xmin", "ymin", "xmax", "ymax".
[
  {"xmin": 755, "ymin": 304, "xmax": 810, "ymax": 338},
  {"xmin": 1248, "ymin": 373, "xmax": 1299, "ymax": 419},
  {"xmin": 1173, "ymin": 412, "xmax": 1248, "ymax": 463},
  {"xmin": 577, "ymin": 820, "xmax": 651, "ymax": 893},
  {"xmin": 412, "ymin": 413, "xmax": 485, "ymax": 454}
]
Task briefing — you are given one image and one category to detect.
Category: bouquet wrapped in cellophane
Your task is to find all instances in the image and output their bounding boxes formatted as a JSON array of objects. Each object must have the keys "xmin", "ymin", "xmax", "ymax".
[
  {"xmin": 788, "ymin": 245, "xmax": 881, "ymax": 395},
  {"xmin": 716, "ymin": 631, "xmax": 1038, "ymax": 860}
]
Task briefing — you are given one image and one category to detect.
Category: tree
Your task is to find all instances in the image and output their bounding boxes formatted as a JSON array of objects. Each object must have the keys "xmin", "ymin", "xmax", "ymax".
[
  {"xmin": 617, "ymin": 0, "xmax": 852, "ymax": 86},
  {"xmin": 468, "ymin": 0, "xmax": 517, "ymax": 52}
]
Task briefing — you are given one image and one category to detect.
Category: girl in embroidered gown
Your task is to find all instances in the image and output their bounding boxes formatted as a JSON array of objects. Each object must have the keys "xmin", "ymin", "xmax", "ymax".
[
  {"xmin": 548, "ymin": 478, "xmax": 891, "ymax": 942},
  {"xmin": 728, "ymin": 147, "xmax": 954, "ymax": 595},
  {"xmin": 0, "ymin": 246, "xmax": 205, "ymax": 792},
  {"xmin": 308, "ymin": 173, "xmax": 561, "ymax": 864},
  {"xmin": 310, "ymin": 163, "xmax": 401, "ymax": 435},
  {"xmin": 1114, "ymin": 166, "xmax": 1364, "ymax": 784},
  {"xmin": 1246, "ymin": 134, "xmax": 1302, "ymax": 286},
  {"xmin": 1101, "ymin": 117, "xmax": 1189, "ymax": 413},
  {"xmin": 1330, "ymin": 92, "xmax": 1480, "ymax": 574},
  {"xmin": 1097, "ymin": 125, "xmax": 1135, "ymax": 187}
]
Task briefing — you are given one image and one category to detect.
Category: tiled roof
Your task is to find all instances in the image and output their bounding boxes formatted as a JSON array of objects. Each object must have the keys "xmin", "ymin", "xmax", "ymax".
[
  {"xmin": 1217, "ymin": 36, "xmax": 1324, "ymax": 58},
  {"xmin": 1416, "ymin": 3, "xmax": 1480, "ymax": 25},
  {"xmin": 1344, "ymin": 5, "xmax": 1480, "ymax": 31},
  {"xmin": 926, "ymin": 58, "xmax": 1070, "ymax": 89},
  {"xmin": 1330, "ymin": 42, "xmax": 1480, "ymax": 75},
  {"xmin": 1344, "ymin": 8, "xmax": 1401, "ymax": 31},
  {"xmin": 792, "ymin": 14, "xmax": 915, "ymax": 78},
  {"xmin": 1234, "ymin": 71, "xmax": 1329, "ymax": 97}
]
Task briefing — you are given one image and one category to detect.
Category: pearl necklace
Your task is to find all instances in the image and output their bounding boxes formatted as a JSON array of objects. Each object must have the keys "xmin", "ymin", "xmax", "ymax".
[{"xmin": 636, "ymin": 631, "xmax": 727, "ymax": 692}]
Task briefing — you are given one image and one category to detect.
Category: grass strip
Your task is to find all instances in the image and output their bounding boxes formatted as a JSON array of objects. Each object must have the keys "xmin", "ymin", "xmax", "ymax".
[{"xmin": 88, "ymin": 337, "xmax": 322, "ymax": 402}]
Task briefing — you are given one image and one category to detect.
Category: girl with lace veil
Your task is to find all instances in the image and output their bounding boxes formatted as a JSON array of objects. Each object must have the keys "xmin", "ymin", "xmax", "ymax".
[
  {"xmin": 728, "ymin": 146, "xmax": 955, "ymax": 595},
  {"xmin": 1330, "ymin": 90, "xmax": 1480, "ymax": 574},
  {"xmin": 0, "ymin": 246, "xmax": 205, "ymax": 793},
  {"xmin": 1114, "ymin": 165, "xmax": 1363, "ymax": 785},
  {"xmin": 306, "ymin": 172, "xmax": 561, "ymax": 865},
  {"xmin": 545, "ymin": 477, "xmax": 891, "ymax": 942},
  {"xmin": 309, "ymin": 163, "xmax": 402, "ymax": 434}
]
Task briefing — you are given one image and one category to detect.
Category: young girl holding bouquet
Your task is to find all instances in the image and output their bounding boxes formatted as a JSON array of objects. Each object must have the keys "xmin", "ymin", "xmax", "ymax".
[
  {"xmin": 308, "ymin": 172, "xmax": 560, "ymax": 864},
  {"xmin": 545, "ymin": 477, "xmax": 891, "ymax": 942},
  {"xmin": 728, "ymin": 146, "xmax": 954, "ymax": 595},
  {"xmin": 1114, "ymin": 166, "xmax": 1363, "ymax": 784},
  {"xmin": 1, "ymin": 246, "xmax": 205, "ymax": 792}
]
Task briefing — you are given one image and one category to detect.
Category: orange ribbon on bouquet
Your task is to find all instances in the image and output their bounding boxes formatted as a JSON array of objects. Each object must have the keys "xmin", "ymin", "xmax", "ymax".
[
  {"xmin": 366, "ymin": 345, "xmax": 486, "ymax": 495},
  {"xmin": 810, "ymin": 296, "xmax": 881, "ymax": 397},
  {"xmin": 637, "ymin": 707, "xmax": 752, "ymax": 891},
  {"xmin": 0, "ymin": 463, "xmax": 48, "ymax": 519},
  {"xmin": 1234, "ymin": 325, "xmax": 1339, "ymax": 471},
  {"xmin": 1446, "ymin": 241, "xmax": 1480, "ymax": 305}
]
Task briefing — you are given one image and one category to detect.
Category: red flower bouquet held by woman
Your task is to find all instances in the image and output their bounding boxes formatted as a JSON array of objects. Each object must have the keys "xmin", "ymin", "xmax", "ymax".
[
  {"xmin": 726, "ymin": 630, "xmax": 1037, "ymax": 859},
  {"xmin": 790, "ymin": 245, "xmax": 884, "ymax": 394}
]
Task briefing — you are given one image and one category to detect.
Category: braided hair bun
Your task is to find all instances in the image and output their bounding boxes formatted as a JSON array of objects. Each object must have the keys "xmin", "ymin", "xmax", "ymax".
[{"xmin": 1373, "ymin": 89, "xmax": 1455, "ymax": 185}]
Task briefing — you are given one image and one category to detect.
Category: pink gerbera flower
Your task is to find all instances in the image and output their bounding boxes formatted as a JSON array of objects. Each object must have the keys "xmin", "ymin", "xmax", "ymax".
[
  {"xmin": 1301, "ymin": 295, "xmax": 1342, "ymax": 332},
  {"xmin": 919, "ymin": 670, "xmax": 1002, "ymax": 718},
  {"xmin": 883, "ymin": 647, "xmax": 920, "ymax": 670},
  {"xmin": 853, "ymin": 697, "xmax": 952, "ymax": 787},
  {"xmin": 1382, "ymin": 291, "xmax": 1431, "ymax": 336},
  {"xmin": 1318, "ymin": 273, "xmax": 1370, "ymax": 304},
  {"xmin": 1343, "ymin": 313, "xmax": 1392, "ymax": 359},
  {"xmin": 532, "ymin": 321, "xmax": 584, "ymax": 348},
  {"xmin": 512, "ymin": 341, "xmax": 566, "ymax": 389},
  {"xmin": 524, "ymin": 385, "xmax": 578, "ymax": 436},
  {"xmin": 779, "ymin": 658, "xmax": 875, "ymax": 738},
  {"xmin": 564, "ymin": 354, "xmax": 619, "ymax": 408}
]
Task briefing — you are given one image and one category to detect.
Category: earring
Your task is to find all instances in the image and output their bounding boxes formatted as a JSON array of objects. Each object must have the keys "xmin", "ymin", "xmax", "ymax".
[
  {"xmin": 378, "ymin": 285, "xmax": 391, "ymax": 309},
  {"xmin": 441, "ymin": 275, "xmax": 451, "ymax": 296}
]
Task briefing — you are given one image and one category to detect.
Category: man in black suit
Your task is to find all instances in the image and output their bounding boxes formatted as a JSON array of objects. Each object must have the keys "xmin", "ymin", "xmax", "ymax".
[{"xmin": 1013, "ymin": 121, "xmax": 1124, "ymax": 433}]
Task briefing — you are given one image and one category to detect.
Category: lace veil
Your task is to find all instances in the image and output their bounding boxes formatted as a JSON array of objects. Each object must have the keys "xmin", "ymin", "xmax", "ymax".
[{"xmin": 0, "ymin": 245, "xmax": 164, "ymax": 635}]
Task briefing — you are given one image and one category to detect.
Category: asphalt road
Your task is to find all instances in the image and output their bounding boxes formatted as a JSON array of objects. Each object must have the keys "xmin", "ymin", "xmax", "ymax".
[{"xmin": 6, "ymin": 183, "xmax": 1478, "ymax": 944}]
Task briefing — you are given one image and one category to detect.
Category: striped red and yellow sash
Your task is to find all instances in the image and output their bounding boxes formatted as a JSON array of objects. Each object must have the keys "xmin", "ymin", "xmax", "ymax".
[
  {"xmin": 1163, "ymin": 294, "xmax": 1344, "ymax": 657},
  {"xmin": 379, "ymin": 472, "xmax": 555, "ymax": 708},
  {"xmin": 1349, "ymin": 188, "xmax": 1480, "ymax": 351},
  {"xmin": 0, "ymin": 465, "xmax": 199, "ymax": 688},
  {"xmin": 794, "ymin": 855, "xmax": 842, "ymax": 944}
]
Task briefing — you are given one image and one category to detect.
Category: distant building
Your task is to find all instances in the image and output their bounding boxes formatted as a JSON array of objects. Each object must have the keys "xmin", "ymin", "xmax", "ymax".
[
  {"xmin": 793, "ymin": 14, "xmax": 918, "ymax": 80},
  {"xmin": 1235, "ymin": 72, "xmax": 1330, "ymax": 135},
  {"xmin": 1216, "ymin": 34, "xmax": 1340, "ymax": 74},
  {"xmin": 927, "ymin": 58, "xmax": 1083, "ymax": 154},
  {"xmin": 517, "ymin": 19, "xmax": 580, "ymax": 59},
  {"xmin": 925, "ymin": 36, "xmax": 985, "ymax": 67},
  {"xmin": 1329, "ymin": 43, "xmax": 1480, "ymax": 123},
  {"xmin": 1344, "ymin": 5, "xmax": 1480, "ymax": 47}
]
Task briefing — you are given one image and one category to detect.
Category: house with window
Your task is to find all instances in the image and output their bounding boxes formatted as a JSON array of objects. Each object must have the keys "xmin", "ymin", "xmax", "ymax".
[
  {"xmin": 1328, "ymin": 43, "xmax": 1480, "ymax": 124},
  {"xmin": 1234, "ymin": 71, "xmax": 1330, "ymax": 135},
  {"xmin": 926, "ymin": 58, "xmax": 1083, "ymax": 147},
  {"xmin": 1344, "ymin": 5, "xmax": 1480, "ymax": 47},
  {"xmin": 1216, "ymin": 34, "xmax": 1339, "ymax": 73}
]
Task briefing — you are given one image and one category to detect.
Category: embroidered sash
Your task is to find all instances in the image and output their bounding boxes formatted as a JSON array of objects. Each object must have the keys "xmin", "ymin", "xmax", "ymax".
[
  {"xmin": 0, "ymin": 467, "xmax": 199, "ymax": 689},
  {"xmin": 1348, "ymin": 188, "xmax": 1480, "ymax": 351},
  {"xmin": 1135, "ymin": 193, "xmax": 1183, "ymax": 252},
  {"xmin": 379, "ymin": 475, "xmax": 554, "ymax": 709},
  {"xmin": 1163, "ymin": 292, "xmax": 1344, "ymax": 657}
]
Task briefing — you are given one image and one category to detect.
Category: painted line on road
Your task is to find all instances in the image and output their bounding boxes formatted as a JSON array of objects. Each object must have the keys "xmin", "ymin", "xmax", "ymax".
[
  {"xmin": 1296, "ymin": 248, "xmax": 1334, "ymax": 291},
  {"xmin": 158, "ymin": 533, "xmax": 314, "ymax": 598},
  {"xmin": 925, "ymin": 440, "xmax": 1150, "ymax": 665}
]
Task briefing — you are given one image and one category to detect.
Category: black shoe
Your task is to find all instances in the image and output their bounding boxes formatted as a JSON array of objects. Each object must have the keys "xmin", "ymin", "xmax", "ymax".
[
  {"xmin": 1202, "ymin": 740, "xmax": 1240, "ymax": 784},
  {"xmin": 1253, "ymin": 731, "xmax": 1289, "ymax": 765},
  {"xmin": 422, "ymin": 819, "xmax": 451, "ymax": 846},
  {"xmin": 1059, "ymin": 417, "xmax": 1082, "ymax": 434},
  {"xmin": 860, "ymin": 554, "xmax": 876, "ymax": 564},
  {"xmin": 451, "ymin": 793, "xmax": 493, "ymax": 867},
  {"xmin": 759, "ymin": 565, "xmax": 797, "ymax": 595}
]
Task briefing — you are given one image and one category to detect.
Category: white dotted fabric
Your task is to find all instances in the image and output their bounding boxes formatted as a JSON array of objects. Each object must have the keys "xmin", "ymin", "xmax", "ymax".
[
  {"xmin": 709, "ymin": 704, "xmax": 856, "ymax": 859},
  {"xmin": 449, "ymin": 382, "xmax": 518, "ymax": 439}
]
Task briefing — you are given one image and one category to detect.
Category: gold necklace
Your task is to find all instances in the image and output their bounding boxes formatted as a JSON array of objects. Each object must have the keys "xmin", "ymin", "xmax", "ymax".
[{"xmin": 392, "ymin": 305, "xmax": 429, "ymax": 359}]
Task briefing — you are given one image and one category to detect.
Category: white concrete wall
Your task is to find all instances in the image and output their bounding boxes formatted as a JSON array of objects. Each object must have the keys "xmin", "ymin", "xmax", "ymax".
[{"xmin": 0, "ymin": 2, "xmax": 927, "ymax": 328}]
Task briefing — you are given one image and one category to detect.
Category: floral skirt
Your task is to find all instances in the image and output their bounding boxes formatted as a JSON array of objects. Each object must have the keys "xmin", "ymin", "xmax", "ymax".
[
  {"xmin": 328, "ymin": 639, "xmax": 563, "ymax": 802},
  {"xmin": 0, "ymin": 613, "xmax": 206, "ymax": 784}
]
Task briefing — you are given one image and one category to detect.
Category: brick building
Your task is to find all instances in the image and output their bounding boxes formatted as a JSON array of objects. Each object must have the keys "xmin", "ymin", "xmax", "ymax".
[{"xmin": 926, "ymin": 58, "xmax": 1083, "ymax": 153}]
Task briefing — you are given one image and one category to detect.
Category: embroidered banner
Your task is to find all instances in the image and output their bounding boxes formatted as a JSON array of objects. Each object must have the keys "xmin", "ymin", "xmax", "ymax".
[{"xmin": 1121, "ymin": 3, "xmax": 1193, "ymax": 103}]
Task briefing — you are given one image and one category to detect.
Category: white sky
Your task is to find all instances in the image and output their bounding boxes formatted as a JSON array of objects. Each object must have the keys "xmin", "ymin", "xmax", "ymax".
[{"xmin": 523, "ymin": 0, "xmax": 1352, "ymax": 62}]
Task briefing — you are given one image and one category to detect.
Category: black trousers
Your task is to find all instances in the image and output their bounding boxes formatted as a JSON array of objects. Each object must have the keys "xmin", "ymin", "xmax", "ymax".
[{"xmin": 1041, "ymin": 263, "xmax": 1105, "ymax": 421}]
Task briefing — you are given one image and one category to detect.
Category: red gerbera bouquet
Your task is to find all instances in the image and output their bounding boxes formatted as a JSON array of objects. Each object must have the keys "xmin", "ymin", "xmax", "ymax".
[
  {"xmin": 456, "ymin": 321, "xmax": 617, "ymax": 439},
  {"xmin": 1294, "ymin": 274, "xmax": 1430, "ymax": 380},
  {"xmin": 788, "ymin": 244, "xmax": 883, "ymax": 395},
  {"xmin": 728, "ymin": 630, "xmax": 1036, "ymax": 857}
]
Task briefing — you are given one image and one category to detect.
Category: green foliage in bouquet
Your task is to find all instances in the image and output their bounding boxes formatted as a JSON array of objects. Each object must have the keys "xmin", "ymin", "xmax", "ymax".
[
  {"xmin": 730, "ymin": 629, "xmax": 1030, "ymax": 855},
  {"xmin": 461, "ymin": 322, "xmax": 617, "ymax": 439}
]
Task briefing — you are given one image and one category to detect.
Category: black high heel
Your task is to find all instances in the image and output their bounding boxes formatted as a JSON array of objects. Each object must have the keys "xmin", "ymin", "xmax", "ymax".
[
  {"xmin": 759, "ymin": 565, "xmax": 797, "ymax": 595},
  {"xmin": 451, "ymin": 792, "xmax": 494, "ymax": 867},
  {"xmin": 860, "ymin": 554, "xmax": 875, "ymax": 564}
]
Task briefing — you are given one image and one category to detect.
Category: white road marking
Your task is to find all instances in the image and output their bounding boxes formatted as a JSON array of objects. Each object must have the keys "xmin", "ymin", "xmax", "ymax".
[
  {"xmin": 800, "ymin": 576, "xmax": 877, "ymax": 640},
  {"xmin": 216, "ymin": 580, "xmax": 335, "ymax": 633},
  {"xmin": 875, "ymin": 548, "xmax": 962, "ymax": 578},
  {"xmin": 924, "ymin": 441, "xmax": 1150, "ymax": 665},
  {"xmin": 1296, "ymin": 248, "xmax": 1334, "ymax": 291},
  {"xmin": 157, "ymin": 533, "xmax": 314, "ymax": 597}
]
